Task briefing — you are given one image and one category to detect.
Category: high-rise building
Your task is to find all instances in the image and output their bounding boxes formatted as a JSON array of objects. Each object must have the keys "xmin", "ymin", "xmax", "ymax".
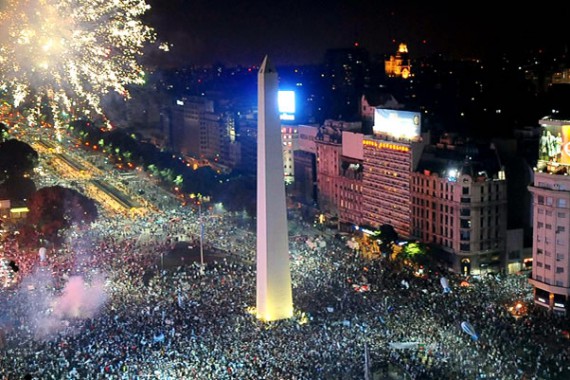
[
  {"xmin": 281, "ymin": 126, "xmax": 298, "ymax": 184},
  {"xmin": 166, "ymin": 96, "xmax": 238, "ymax": 169},
  {"xmin": 528, "ymin": 116, "xmax": 570, "ymax": 314},
  {"xmin": 361, "ymin": 109, "xmax": 426, "ymax": 237},
  {"xmin": 235, "ymin": 119, "xmax": 257, "ymax": 175},
  {"xmin": 256, "ymin": 56, "xmax": 293, "ymax": 321},
  {"xmin": 169, "ymin": 96, "xmax": 212, "ymax": 157}
]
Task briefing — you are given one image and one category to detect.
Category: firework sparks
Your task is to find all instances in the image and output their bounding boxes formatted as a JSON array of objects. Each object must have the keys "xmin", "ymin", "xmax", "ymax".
[{"xmin": 0, "ymin": 0, "xmax": 157, "ymax": 124}]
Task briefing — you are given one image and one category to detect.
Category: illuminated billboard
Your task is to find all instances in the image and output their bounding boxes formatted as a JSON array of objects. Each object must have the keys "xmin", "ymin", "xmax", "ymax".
[
  {"xmin": 373, "ymin": 109, "xmax": 420, "ymax": 140},
  {"xmin": 537, "ymin": 123, "xmax": 570, "ymax": 173},
  {"xmin": 278, "ymin": 90, "xmax": 295, "ymax": 121}
]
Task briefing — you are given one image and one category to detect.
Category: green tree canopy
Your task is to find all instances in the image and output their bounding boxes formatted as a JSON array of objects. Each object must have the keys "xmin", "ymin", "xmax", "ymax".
[
  {"xmin": 402, "ymin": 241, "xmax": 430, "ymax": 266},
  {"xmin": 26, "ymin": 185, "xmax": 98, "ymax": 243}
]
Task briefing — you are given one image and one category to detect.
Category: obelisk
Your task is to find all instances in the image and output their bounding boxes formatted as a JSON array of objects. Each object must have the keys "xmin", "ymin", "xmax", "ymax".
[{"xmin": 256, "ymin": 55, "xmax": 293, "ymax": 321}]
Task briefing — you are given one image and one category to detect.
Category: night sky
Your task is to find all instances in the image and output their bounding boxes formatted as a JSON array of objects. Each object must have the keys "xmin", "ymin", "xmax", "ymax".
[{"xmin": 144, "ymin": 1, "xmax": 570, "ymax": 67}]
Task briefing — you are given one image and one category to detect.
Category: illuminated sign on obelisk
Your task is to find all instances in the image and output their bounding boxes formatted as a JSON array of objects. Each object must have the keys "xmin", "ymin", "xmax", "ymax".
[{"xmin": 256, "ymin": 55, "xmax": 293, "ymax": 321}]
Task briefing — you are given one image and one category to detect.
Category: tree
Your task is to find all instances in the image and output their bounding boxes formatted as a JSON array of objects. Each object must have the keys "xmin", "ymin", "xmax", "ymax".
[
  {"xmin": 26, "ymin": 186, "xmax": 98, "ymax": 243},
  {"xmin": 217, "ymin": 175, "xmax": 256, "ymax": 216},
  {"xmin": 0, "ymin": 122, "xmax": 8, "ymax": 143},
  {"xmin": 378, "ymin": 224, "xmax": 399, "ymax": 253},
  {"xmin": 0, "ymin": 139, "xmax": 38, "ymax": 180},
  {"xmin": 1, "ymin": 176, "xmax": 36, "ymax": 201},
  {"xmin": 401, "ymin": 241, "xmax": 430, "ymax": 266}
]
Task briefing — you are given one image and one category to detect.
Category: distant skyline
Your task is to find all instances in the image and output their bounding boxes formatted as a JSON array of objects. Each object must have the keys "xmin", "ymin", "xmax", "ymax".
[{"xmin": 144, "ymin": 1, "xmax": 570, "ymax": 68}]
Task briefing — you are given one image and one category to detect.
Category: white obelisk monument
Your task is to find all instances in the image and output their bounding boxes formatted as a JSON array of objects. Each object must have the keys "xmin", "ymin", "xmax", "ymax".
[{"xmin": 256, "ymin": 55, "xmax": 293, "ymax": 321}]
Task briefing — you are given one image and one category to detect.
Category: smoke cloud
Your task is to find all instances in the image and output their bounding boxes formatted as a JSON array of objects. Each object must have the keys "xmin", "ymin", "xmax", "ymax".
[{"xmin": 2, "ymin": 266, "xmax": 109, "ymax": 340}]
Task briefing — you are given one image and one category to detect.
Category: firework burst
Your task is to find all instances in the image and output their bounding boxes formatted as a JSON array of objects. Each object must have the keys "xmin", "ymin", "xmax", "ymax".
[{"xmin": 0, "ymin": 0, "xmax": 157, "ymax": 125}]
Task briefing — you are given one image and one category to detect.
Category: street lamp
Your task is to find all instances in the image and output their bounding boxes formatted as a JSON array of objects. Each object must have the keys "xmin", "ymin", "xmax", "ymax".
[{"xmin": 199, "ymin": 200, "xmax": 204, "ymax": 275}]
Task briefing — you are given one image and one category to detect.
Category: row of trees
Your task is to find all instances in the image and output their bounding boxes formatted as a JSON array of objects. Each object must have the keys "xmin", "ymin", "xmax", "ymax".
[
  {"xmin": 357, "ymin": 225, "xmax": 437, "ymax": 269},
  {"xmin": 68, "ymin": 120, "xmax": 257, "ymax": 216}
]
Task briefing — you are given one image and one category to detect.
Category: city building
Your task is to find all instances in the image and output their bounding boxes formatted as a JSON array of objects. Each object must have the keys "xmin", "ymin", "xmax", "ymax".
[
  {"xmin": 315, "ymin": 120, "xmax": 362, "ymax": 223},
  {"xmin": 552, "ymin": 68, "xmax": 570, "ymax": 85},
  {"xmin": 385, "ymin": 43, "xmax": 412, "ymax": 79},
  {"xmin": 361, "ymin": 109, "xmax": 426, "ymax": 237},
  {"xmin": 322, "ymin": 45, "xmax": 371, "ymax": 120},
  {"xmin": 168, "ymin": 96, "xmax": 213, "ymax": 158},
  {"xmin": 338, "ymin": 131, "xmax": 364, "ymax": 228},
  {"xmin": 281, "ymin": 126, "xmax": 298, "ymax": 184},
  {"xmin": 165, "ymin": 96, "xmax": 239, "ymax": 170},
  {"xmin": 235, "ymin": 118, "xmax": 257, "ymax": 175},
  {"xmin": 528, "ymin": 116, "xmax": 570, "ymax": 314},
  {"xmin": 292, "ymin": 124, "xmax": 319, "ymax": 206},
  {"xmin": 411, "ymin": 134, "xmax": 508, "ymax": 274}
]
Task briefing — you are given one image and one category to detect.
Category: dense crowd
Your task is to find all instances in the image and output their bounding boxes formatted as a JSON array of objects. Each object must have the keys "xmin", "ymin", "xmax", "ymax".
[{"xmin": 1, "ymin": 200, "xmax": 570, "ymax": 380}]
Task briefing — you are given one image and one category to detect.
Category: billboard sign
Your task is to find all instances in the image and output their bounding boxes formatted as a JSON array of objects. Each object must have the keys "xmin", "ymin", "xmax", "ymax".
[
  {"xmin": 278, "ymin": 90, "xmax": 295, "ymax": 121},
  {"xmin": 373, "ymin": 109, "xmax": 420, "ymax": 140},
  {"xmin": 537, "ymin": 124, "xmax": 570, "ymax": 172}
]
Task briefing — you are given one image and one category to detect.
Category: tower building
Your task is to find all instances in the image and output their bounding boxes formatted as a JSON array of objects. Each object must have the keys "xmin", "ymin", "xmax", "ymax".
[{"xmin": 256, "ymin": 56, "xmax": 294, "ymax": 321}]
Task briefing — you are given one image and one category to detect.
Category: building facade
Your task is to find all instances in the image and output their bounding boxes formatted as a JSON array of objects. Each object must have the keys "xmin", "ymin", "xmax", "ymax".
[
  {"xmin": 411, "ymin": 172, "xmax": 507, "ymax": 275},
  {"xmin": 527, "ymin": 116, "xmax": 570, "ymax": 313},
  {"xmin": 315, "ymin": 121, "xmax": 362, "ymax": 220},
  {"xmin": 282, "ymin": 126, "xmax": 298, "ymax": 184},
  {"xmin": 292, "ymin": 125, "xmax": 319, "ymax": 206},
  {"xmin": 385, "ymin": 43, "xmax": 412, "ymax": 79},
  {"xmin": 410, "ymin": 135, "xmax": 507, "ymax": 274},
  {"xmin": 528, "ymin": 172, "xmax": 570, "ymax": 313}
]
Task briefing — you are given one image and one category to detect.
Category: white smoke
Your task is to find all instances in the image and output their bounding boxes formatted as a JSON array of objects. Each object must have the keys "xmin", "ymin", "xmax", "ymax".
[
  {"xmin": 51, "ymin": 274, "xmax": 108, "ymax": 319},
  {"xmin": 10, "ymin": 267, "xmax": 109, "ymax": 340}
]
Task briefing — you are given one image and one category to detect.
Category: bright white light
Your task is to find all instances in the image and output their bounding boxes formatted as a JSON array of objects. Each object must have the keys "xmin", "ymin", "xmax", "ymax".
[{"xmin": 278, "ymin": 90, "xmax": 295, "ymax": 114}]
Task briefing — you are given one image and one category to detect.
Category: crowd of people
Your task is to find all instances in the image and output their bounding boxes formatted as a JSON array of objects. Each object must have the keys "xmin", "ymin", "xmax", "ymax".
[
  {"xmin": 0, "ymin": 200, "xmax": 569, "ymax": 380},
  {"xmin": 1, "ymin": 142, "xmax": 570, "ymax": 379}
]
